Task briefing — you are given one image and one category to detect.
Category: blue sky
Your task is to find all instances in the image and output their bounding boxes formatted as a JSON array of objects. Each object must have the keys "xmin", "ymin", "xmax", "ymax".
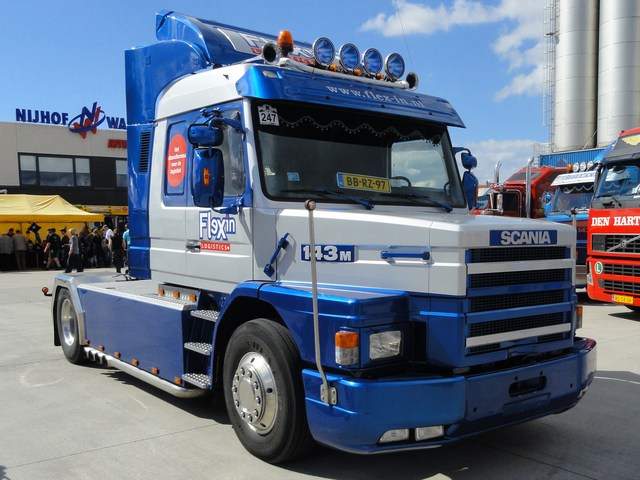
[{"xmin": 0, "ymin": 0, "xmax": 549, "ymax": 183}]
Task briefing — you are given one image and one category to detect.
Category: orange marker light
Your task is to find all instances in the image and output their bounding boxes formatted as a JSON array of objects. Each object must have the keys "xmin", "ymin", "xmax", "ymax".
[
  {"xmin": 277, "ymin": 30, "xmax": 294, "ymax": 57},
  {"xmin": 335, "ymin": 331, "xmax": 359, "ymax": 366},
  {"xmin": 335, "ymin": 331, "xmax": 359, "ymax": 348},
  {"xmin": 132, "ymin": 359, "xmax": 139, "ymax": 367},
  {"xmin": 173, "ymin": 291, "xmax": 180, "ymax": 299},
  {"xmin": 151, "ymin": 367, "xmax": 159, "ymax": 375}
]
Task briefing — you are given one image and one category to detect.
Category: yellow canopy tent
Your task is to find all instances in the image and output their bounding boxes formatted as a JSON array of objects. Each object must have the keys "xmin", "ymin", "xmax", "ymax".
[{"xmin": 0, "ymin": 194, "xmax": 104, "ymax": 240}]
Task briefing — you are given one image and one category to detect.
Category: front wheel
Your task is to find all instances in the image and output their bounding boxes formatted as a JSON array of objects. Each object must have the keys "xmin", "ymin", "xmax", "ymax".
[
  {"xmin": 55, "ymin": 288, "xmax": 85, "ymax": 364},
  {"xmin": 223, "ymin": 319, "xmax": 313, "ymax": 463}
]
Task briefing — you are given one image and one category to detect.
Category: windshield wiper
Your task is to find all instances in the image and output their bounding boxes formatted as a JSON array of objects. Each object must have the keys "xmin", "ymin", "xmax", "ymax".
[
  {"xmin": 281, "ymin": 188, "xmax": 374, "ymax": 210},
  {"xmin": 379, "ymin": 192, "xmax": 453, "ymax": 212}
]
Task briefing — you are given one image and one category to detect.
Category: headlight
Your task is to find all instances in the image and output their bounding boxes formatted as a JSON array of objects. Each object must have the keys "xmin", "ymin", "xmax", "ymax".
[{"xmin": 369, "ymin": 330, "xmax": 402, "ymax": 360}]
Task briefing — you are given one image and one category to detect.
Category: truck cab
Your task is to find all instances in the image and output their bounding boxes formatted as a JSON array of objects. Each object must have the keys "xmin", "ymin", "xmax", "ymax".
[
  {"xmin": 472, "ymin": 164, "xmax": 565, "ymax": 218},
  {"xmin": 51, "ymin": 11, "xmax": 596, "ymax": 463},
  {"xmin": 545, "ymin": 170, "xmax": 596, "ymax": 287}
]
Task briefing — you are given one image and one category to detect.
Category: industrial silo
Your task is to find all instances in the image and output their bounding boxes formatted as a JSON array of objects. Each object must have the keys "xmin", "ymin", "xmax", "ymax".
[
  {"xmin": 597, "ymin": 1, "xmax": 640, "ymax": 146},
  {"xmin": 553, "ymin": 0, "xmax": 599, "ymax": 151}
]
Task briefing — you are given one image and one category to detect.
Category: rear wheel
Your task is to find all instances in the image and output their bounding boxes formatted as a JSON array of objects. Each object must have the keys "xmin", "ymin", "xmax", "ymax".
[
  {"xmin": 223, "ymin": 319, "xmax": 313, "ymax": 463},
  {"xmin": 55, "ymin": 288, "xmax": 85, "ymax": 364}
]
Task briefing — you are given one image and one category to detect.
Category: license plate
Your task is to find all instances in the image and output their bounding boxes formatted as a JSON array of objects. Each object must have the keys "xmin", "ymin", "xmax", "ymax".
[
  {"xmin": 612, "ymin": 294, "xmax": 634, "ymax": 305},
  {"xmin": 337, "ymin": 173, "xmax": 390, "ymax": 192}
]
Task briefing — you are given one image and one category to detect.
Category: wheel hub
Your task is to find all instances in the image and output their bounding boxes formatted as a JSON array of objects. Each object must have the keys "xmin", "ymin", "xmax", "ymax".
[
  {"xmin": 231, "ymin": 352, "xmax": 277, "ymax": 433},
  {"xmin": 60, "ymin": 298, "xmax": 77, "ymax": 347}
]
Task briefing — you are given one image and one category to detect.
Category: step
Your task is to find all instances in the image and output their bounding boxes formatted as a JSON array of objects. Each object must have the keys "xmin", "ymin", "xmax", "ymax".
[
  {"xmin": 182, "ymin": 373, "xmax": 211, "ymax": 389},
  {"xmin": 184, "ymin": 342, "xmax": 212, "ymax": 356},
  {"xmin": 191, "ymin": 309, "xmax": 219, "ymax": 322}
]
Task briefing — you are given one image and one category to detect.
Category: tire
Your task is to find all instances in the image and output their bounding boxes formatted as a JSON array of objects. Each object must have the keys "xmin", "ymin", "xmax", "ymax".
[
  {"xmin": 55, "ymin": 288, "xmax": 85, "ymax": 364},
  {"xmin": 223, "ymin": 319, "xmax": 313, "ymax": 463}
]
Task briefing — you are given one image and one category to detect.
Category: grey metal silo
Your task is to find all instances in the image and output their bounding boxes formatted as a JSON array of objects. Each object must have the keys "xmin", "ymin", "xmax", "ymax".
[
  {"xmin": 553, "ymin": 0, "xmax": 599, "ymax": 151},
  {"xmin": 597, "ymin": 1, "xmax": 640, "ymax": 146}
]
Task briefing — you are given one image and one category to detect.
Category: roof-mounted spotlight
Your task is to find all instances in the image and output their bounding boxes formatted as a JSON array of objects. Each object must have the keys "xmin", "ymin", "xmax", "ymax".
[
  {"xmin": 362, "ymin": 48, "xmax": 383, "ymax": 76},
  {"xmin": 405, "ymin": 71, "xmax": 419, "ymax": 90},
  {"xmin": 339, "ymin": 43, "xmax": 360, "ymax": 72},
  {"xmin": 312, "ymin": 37, "xmax": 335, "ymax": 67},
  {"xmin": 384, "ymin": 52, "xmax": 405, "ymax": 80},
  {"xmin": 262, "ymin": 41, "xmax": 279, "ymax": 64}
]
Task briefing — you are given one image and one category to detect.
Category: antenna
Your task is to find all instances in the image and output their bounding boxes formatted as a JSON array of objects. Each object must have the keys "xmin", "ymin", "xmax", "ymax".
[{"xmin": 394, "ymin": 0, "xmax": 415, "ymax": 73}]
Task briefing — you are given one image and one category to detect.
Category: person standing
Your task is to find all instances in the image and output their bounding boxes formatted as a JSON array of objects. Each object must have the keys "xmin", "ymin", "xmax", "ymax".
[
  {"xmin": 109, "ymin": 228, "xmax": 125, "ymax": 273},
  {"xmin": 59, "ymin": 228, "xmax": 70, "ymax": 269},
  {"xmin": 44, "ymin": 228, "xmax": 62, "ymax": 270},
  {"xmin": 65, "ymin": 228, "xmax": 84, "ymax": 273},
  {"xmin": 12, "ymin": 229, "xmax": 29, "ymax": 270},
  {"xmin": 0, "ymin": 232, "xmax": 13, "ymax": 271}
]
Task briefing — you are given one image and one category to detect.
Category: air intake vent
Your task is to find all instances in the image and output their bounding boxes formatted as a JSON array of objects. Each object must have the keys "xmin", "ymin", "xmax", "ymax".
[{"xmin": 139, "ymin": 130, "xmax": 151, "ymax": 173}]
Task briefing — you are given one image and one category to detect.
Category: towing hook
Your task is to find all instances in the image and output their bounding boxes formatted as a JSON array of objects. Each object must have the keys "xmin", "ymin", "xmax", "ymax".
[{"xmin": 42, "ymin": 287, "xmax": 52, "ymax": 297}]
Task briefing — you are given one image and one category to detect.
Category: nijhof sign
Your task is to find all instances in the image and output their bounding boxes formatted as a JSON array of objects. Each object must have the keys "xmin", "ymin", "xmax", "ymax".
[{"xmin": 15, "ymin": 101, "xmax": 126, "ymax": 138}]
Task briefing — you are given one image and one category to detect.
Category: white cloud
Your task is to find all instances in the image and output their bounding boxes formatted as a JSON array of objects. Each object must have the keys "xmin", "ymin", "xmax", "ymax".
[
  {"xmin": 360, "ymin": 0, "xmax": 543, "ymax": 100},
  {"xmin": 460, "ymin": 138, "xmax": 540, "ymax": 185}
]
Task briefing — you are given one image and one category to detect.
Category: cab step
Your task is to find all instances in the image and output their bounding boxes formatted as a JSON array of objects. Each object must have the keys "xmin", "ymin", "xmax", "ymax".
[
  {"xmin": 184, "ymin": 341, "xmax": 212, "ymax": 356},
  {"xmin": 182, "ymin": 373, "xmax": 211, "ymax": 389},
  {"xmin": 190, "ymin": 309, "xmax": 219, "ymax": 322}
]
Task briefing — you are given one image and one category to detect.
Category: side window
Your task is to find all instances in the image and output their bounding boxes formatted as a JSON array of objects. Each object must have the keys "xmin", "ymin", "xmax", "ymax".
[{"xmin": 220, "ymin": 111, "xmax": 246, "ymax": 197}]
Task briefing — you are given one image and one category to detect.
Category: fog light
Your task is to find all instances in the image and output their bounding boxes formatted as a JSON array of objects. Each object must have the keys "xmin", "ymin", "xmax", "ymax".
[
  {"xmin": 415, "ymin": 425, "xmax": 444, "ymax": 441},
  {"xmin": 379, "ymin": 429, "xmax": 409, "ymax": 443}
]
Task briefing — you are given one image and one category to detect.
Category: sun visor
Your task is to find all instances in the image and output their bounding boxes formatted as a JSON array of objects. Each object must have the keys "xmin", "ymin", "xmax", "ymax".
[{"xmin": 236, "ymin": 67, "xmax": 465, "ymax": 127}]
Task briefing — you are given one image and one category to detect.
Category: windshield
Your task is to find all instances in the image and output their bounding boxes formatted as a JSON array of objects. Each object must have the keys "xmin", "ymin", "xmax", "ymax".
[
  {"xmin": 593, "ymin": 162, "xmax": 640, "ymax": 208},
  {"xmin": 253, "ymin": 101, "xmax": 466, "ymax": 209},
  {"xmin": 549, "ymin": 184, "xmax": 593, "ymax": 213}
]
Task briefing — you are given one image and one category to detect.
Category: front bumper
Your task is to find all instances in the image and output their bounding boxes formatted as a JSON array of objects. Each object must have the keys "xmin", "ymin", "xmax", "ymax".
[{"xmin": 303, "ymin": 337, "xmax": 596, "ymax": 454}]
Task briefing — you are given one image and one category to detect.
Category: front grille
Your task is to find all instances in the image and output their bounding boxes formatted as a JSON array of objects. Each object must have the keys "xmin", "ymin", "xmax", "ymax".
[
  {"xmin": 592, "ymin": 234, "xmax": 640, "ymax": 254},
  {"xmin": 603, "ymin": 280, "xmax": 640, "ymax": 294},
  {"xmin": 469, "ymin": 313, "xmax": 564, "ymax": 338},
  {"xmin": 469, "ymin": 246, "xmax": 567, "ymax": 263},
  {"xmin": 470, "ymin": 290, "xmax": 565, "ymax": 313},
  {"xmin": 603, "ymin": 263, "xmax": 640, "ymax": 277},
  {"xmin": 470, "ymin": 269, "xmax": 565, "ymax": 288}
]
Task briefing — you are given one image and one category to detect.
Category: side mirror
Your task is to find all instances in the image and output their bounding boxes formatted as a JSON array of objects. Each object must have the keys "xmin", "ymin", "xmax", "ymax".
[
  {"xmin": 188, "ymin": 124, "xmax": 223, "ymax": 147},
  {"xmin": 192, "ymin": 148, "xmax": 224, "ymax": 208}
]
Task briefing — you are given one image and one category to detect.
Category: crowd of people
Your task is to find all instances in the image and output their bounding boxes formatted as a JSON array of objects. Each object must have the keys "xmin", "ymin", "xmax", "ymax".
[{"xmin": 0, "ymin": 223, "xmax": 130, "ymax": 274}]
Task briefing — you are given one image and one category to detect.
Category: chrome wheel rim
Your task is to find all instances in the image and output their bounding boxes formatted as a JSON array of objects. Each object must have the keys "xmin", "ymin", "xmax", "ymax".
[
  {"xmin": 60, "ymin": 298, "xmax": 77, "ymax": 347},
  {"xmin": 231, "ymin": 352, "xmax": 278, "ymax": 434}
]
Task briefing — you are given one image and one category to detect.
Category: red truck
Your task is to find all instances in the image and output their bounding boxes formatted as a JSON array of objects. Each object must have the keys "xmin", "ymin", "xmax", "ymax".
[
  {"xmin": 473, "ymin": 160, "xmax": 566, "ymax": 218},
  {"xmin": 587, "ymin": 127, "xmax": 640, "ymax": 308}
]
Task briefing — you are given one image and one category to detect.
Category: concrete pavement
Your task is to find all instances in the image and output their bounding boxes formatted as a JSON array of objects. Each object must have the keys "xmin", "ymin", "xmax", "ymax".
[{"xmin": 0, "ymin": 269, "xmax": 638, "ymax": 480}]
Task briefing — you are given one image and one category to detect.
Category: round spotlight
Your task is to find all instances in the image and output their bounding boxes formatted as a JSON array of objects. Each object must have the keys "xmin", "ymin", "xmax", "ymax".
[
  {"xmin": 579, "ymin": 161, "xmax": 587, "ymax": 172},
  {"xmin": 362, "ymin": 48, "xmax": 383, "ymax": 75},
  {"xmin": 385, "ymin": 52, "xmax": 405, "ymax": 80},
  {"xmin": 405, "ymin": 72, "xmax": 420, "ymax": 90},
  {"xmin": 313, "ymin": 37, "xmax": 335, "ymax": 67},
  {"xmin": 339, "ymin": 43, "xmax": 360, "ymax": 71},
  {"xmin": 262, "ymin": 42, "xmax": 279, "ymax": 64}
]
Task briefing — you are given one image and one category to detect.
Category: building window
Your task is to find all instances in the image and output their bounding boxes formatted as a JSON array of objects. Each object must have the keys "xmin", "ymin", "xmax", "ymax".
[
  {"xmin": 116, "ymin": 160, "xmax": 127, "ymax": 188},
  {"xmin": 19, "ymin": 155, "xmax": 37, "ymax": 185},
  {"xmin": 18, "ymin": 154, "xmax": 98, "ymax": 188},
  {"xmin": 76, "ymin": 158, "xmax": 91, "ymax": 186},
  {"xmin": 39, "ymin": 156, "xmax": 74, "ymax": 186}
]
